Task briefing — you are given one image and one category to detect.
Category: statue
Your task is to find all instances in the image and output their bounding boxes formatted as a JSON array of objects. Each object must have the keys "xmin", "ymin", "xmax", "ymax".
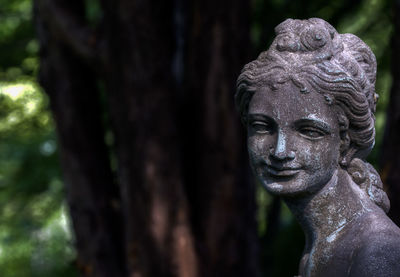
[{"xmin": 235, "ymin": 18, "xmax": 400, "ymax": 277}]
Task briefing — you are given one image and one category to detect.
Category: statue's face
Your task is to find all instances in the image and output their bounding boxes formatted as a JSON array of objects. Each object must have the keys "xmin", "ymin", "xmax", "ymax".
[{"xmin": 247, "ymin": 81, "xmax": 342, "ymax": 197}]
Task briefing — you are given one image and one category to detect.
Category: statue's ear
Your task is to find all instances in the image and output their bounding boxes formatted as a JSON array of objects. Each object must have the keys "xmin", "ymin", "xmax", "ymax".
[
  {"xmin": 339, "ymin": 130, "xmax": 353, "ymax": 167},
  {"xmin": 337, "ymin": 111, "xmax": 352, "ymax": 167},
  {"xmin": 339, "ymin": 130, "xmax": 374, "ymax": 167}
]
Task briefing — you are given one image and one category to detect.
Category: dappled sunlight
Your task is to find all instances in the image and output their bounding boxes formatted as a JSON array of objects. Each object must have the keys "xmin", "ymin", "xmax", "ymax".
[
  {"xmin": 1, "ymin": 83, "xmax": 27, "ymax": 100},
  {"xmin": 0, "ymin": 0, "xmax": 72, "ymax": 276},
  {"xmin": 32, "ymin": 203, "xmax": 74, "ymax": 246},
  {"xmin": 0, "ymin": 81, "xmax": 52, "ymax": 135},
  {"xmin": 0, "ymin": 81, "xmax": 42, "ymax": 111},
  {"xmin": 0, "ymin": 65, "xmax": 76, "ymax": 276},
  {"xmin": 30, "ymin": 204, "xmax": 76, "ymax": 276},
  {"xmin": 0, "ymin": 176, "xmax": 76, "ymax": 276}
]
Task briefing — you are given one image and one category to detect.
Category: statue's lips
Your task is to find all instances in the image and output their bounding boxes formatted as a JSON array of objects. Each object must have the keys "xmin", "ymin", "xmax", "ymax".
[{"xmin": 265, "ymin": 164, "xmax": 301, "ymax": 177}]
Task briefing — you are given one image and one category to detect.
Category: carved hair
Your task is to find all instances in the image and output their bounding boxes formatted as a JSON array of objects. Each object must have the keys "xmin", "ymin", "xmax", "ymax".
[{"xmin": 236, "ymin": 18, "xmax": 389, "ymax": 211}]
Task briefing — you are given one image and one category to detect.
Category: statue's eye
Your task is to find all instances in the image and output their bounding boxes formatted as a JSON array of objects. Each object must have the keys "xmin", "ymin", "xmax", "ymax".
[
  {"xmin": 250, "ymin": 121, "xmax": 274, "ymax": 134},
  {"xmin": 298, "ymin": 127, "xmax": 325, "ymax": 139}
]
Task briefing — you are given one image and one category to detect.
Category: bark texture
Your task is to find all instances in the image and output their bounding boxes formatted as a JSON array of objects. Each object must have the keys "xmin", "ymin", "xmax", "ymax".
[
  {"xmin": 100, "ymin": 1, "xmax": 198, "ymax": 276},
  {"xmin": 34, "ymin": 1, "xmax": 125, "ymax": 276},
  {"xmin": 34, "ymin": 0, "xmax": 257, "ymax": 276},
  {"xmin": 183, "ymin": 1, "xmax": 257, "ymax": 276}
]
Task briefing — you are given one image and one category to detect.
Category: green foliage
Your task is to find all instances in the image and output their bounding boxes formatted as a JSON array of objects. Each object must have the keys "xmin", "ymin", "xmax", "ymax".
[
  {"xmin": 0, "ymin": 81, "xmax": 78, "ymax": 277},
  {"xmin": 84, "ymin": 0, "xmax": 103, "ymax": 26},
  {"xmin": 0, "ymin": 0, "xmax": 37, "ymax": 76},
  {"xmin": 0, "ymin": 0, "xmax": 78, "ymax": 276}
]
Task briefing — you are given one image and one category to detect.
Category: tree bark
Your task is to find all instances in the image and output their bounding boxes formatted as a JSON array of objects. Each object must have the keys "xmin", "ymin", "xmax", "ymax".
[
  {"xmin": 183, "ymin": 1, "xmax": 258, "ymax": 276},
  {"xmin": 100, "ymin": 1, "xmax": 199, "ymax": 276},
  {"xmin": 34, "ymin": 0, "xmax": 257, "ymax": 276},
  {"xmin": 34, "ymin": 1, "xmax": 125, "ymax": 276}
]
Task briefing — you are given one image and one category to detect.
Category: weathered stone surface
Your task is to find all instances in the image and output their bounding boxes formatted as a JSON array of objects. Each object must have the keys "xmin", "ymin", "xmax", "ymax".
[{"xmin": 236, "ymin": 18, "xmax": 400, "ymax": 277}]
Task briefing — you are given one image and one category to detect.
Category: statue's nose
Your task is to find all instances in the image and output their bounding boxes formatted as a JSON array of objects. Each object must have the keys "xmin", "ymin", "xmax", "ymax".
[{"xmin": 269, "ymin": 130, "xmax": 295, "ymax": 161}]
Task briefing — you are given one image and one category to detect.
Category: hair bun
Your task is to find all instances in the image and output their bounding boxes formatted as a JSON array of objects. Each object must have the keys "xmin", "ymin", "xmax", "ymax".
[
  {"xmin": 348, "ymin": 158, "xmax": 390, "ymax": 213},
  {"xmin": 276, "ymin": 33, "xmax": 301, "ymax": 52},
  {"xmin": 300, "ymin": 27, "xmax": 328, "ymax": 51},
  {"xmin": 273, "ymin": 18, "xmax": 343, "ymax": 63}
]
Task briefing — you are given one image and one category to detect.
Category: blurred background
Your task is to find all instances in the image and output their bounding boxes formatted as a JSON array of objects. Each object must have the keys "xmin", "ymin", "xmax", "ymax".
[{"xmin": 1, "ymin": 0, "xmax": 399, "ymax": 276}]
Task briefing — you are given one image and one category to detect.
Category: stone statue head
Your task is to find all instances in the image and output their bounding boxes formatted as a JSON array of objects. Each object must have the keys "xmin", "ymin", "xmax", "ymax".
[
  {"xmin": 235, "ymin": 18, "xmax": 400, "ymax": 277},
  {"xmin": 235, "ymin": 18, "xmax": 388, "ymax": 210}
]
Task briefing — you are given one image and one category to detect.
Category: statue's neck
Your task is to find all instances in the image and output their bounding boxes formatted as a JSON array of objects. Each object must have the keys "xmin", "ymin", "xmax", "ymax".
[{"xmin": 284, "ymin": 168, "xmax": 374, "ymax": 252}]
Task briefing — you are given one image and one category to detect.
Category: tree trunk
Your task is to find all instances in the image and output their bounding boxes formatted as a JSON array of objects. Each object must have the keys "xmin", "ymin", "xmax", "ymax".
[
  {"xmin": 100, "ymin": 1, "xmax": 199, "ymax": 276},
  {"xmin": 34, "ymin": 0, "xmax": 257, "ymax": 276},
  {"xmin": 183, "ymin": 1, "xmax": 258, "ymax": 276},
  {"xmin": 33, "ymin": 1, "xmax": 125, "ymax": 276},
  {"xmin": 381, "ymin": 0, "xmax": 400, "ymax": 226}
]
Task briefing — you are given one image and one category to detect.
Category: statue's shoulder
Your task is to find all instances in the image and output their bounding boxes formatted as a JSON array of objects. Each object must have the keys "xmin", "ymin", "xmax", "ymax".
[{"xmin": 348, "ymin": 215, "xmax": 400, "ymax": 277}]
